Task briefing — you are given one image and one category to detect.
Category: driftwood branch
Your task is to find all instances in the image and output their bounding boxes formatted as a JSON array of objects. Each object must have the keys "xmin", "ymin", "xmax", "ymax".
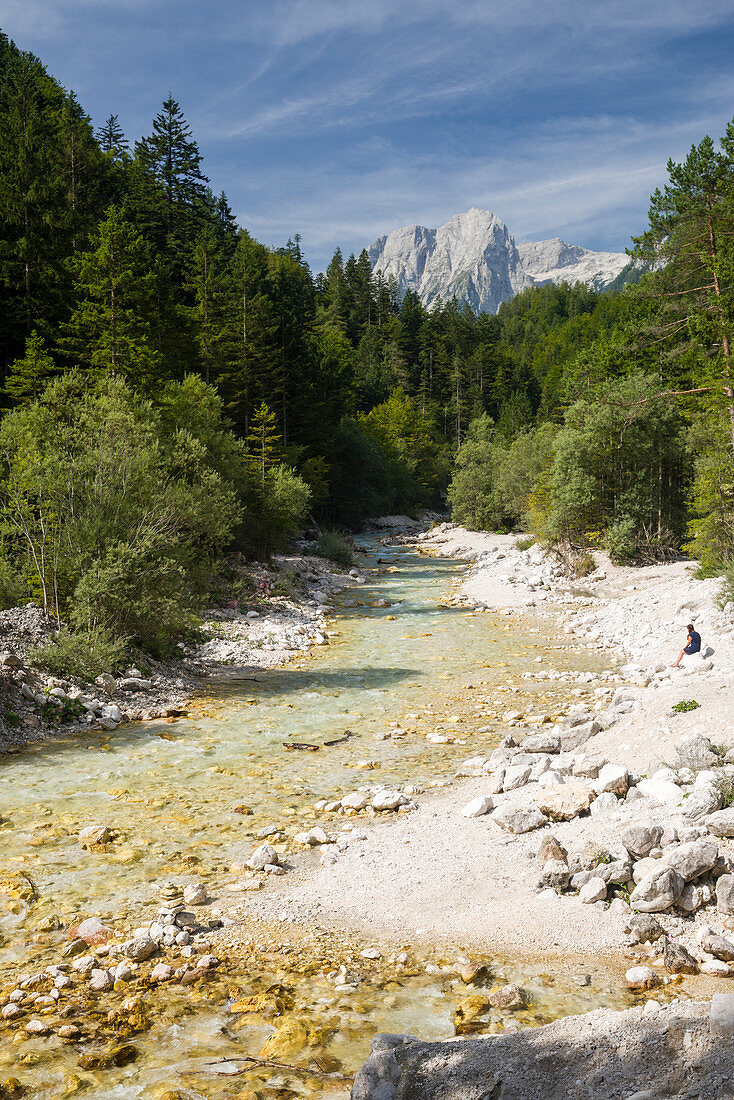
[{"xmin": 204, "ymin": 1054, "xmax": 354, "ymax": 1081}]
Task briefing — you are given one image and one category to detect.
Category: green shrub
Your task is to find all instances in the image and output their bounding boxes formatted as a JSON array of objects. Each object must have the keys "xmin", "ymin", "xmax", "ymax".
[
  {"xmin": 313, "ymin": 530, "xmax": 354, "ymax": 569},
  {"xmin": 715, "ymin": 774, "xmax": 734, "ymax": 809},
  {"xmin": 515, "ymin": 537, "xmax": 535, "ymax": 552},
  {"xmin": 574, "ymin": 552, "xmax": 596, "ymax": 577},
  {"xmin": 0, "ymin": 372, "xmax": 241, "ymax": 652},
  {"xmin": 28, "ymin": 626, "xmax": 129, "ymax": 681},
  {"xmin": 671, "ymin": 699, "xmax": 700, "ymax": 713},
  {"xmin": 0, "ymin": 554, "xmax": 26, "ymax": 609}
]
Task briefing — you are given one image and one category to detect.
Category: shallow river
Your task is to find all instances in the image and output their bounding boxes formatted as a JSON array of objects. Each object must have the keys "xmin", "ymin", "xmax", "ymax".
[{"xmin": 0, "ymin": 541, "xmax": 637, "ymax": 1098}]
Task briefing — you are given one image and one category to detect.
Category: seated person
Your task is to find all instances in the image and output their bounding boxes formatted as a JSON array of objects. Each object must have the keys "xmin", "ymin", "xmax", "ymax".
[{"xmin": 671, "ymin": 623, "xmax": 701, "ymax": 667}]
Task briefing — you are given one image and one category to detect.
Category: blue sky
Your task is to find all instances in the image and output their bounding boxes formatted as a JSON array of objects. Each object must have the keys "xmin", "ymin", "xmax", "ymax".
[{"xmin": 3, "ymin": 0, "xmax": 734, "ymax": 270}]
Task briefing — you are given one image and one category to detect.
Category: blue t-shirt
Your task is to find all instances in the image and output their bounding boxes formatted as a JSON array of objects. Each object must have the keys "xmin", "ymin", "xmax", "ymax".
[{"xmin": 684, "ymin": 630, "xmax": 701, "ymax": 655}]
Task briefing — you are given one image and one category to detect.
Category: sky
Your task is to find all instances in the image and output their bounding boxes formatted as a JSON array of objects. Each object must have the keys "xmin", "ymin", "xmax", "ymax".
[{"xmin": 3, "ymin": 0, "xmax": 734, "ymax": 271}]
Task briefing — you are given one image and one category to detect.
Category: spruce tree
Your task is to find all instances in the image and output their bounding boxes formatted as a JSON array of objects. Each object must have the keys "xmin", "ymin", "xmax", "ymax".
[
  {"xmin": 246, "ymin": 401, "xmax": 282, "ymax": 485},
  {"xmin": 5, "ymin": 330, "xmax": 58, "ymax": 401},
  {"xmin": 96, "ymin": 113, "xmax": 128, "ymax": 158},
  {"xmin": 62, "ymin": 205, "xmax": 160, "ymax": 387},
  {"xmin": 135, "ymin": 95, "xmax": 208, "ymax": 236}
]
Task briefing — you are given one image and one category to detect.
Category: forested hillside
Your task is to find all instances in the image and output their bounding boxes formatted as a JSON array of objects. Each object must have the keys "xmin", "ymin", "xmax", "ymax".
[{"xmin": 1, "ymin": 28, "xmax": 734, "ymax": 664}]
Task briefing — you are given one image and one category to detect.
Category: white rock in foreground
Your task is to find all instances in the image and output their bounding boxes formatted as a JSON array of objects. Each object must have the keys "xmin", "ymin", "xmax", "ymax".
[{"xmin": 461, "ymin": 795, "xmax": 494, "ymax": 818}]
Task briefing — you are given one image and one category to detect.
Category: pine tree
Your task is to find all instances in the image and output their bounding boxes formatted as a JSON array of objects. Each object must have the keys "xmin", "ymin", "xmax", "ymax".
[
  {"xmin": 187, "ymin": 228, "xmax": 229, "ymax": 384},
  {"xmin": 632, "ymin": 129, "xmax": 734, "ymax": 446},
  {"xmin": 5, "ymin": 329, "xmax": 58, "ymax": 400},
  {"xmin": 62, "ymin": 205, "xmax": 160, "ymax": 387},
  {"xmin": 96, "ymin": 113, "xmax": 128, "ymax": 158},
  {"xmin": 0, "ymin": 49, "xmax": 67, "ymax": 348},
  {"xmin": 135, "ymin": 95, "xmax": 208, "ymax": 236},
  {"xmin": 246, "ymin": 401, "xmax": 282, "ymax": 485}
]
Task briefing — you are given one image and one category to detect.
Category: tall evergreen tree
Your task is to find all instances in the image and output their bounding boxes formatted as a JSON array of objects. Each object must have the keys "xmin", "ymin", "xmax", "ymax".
[
  {"xmin": 96, "ymin": 113, "xmax": 128, "ymax": 158},
  {"xmin": 134, "ymin": 95, "xmax": 208, "ymax": 238},
  {"xmin": 62, "ymin": 205, "xmax": 160, "ymax": 387},
  {"xmin": 5, "ymin": 330, "xmax": 58, "ymax": 401}
]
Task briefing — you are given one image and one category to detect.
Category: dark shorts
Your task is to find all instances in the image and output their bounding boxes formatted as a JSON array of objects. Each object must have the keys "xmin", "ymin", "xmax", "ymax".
[{"xmin": 683, "ymin": 643, "xmax": 700, "ymax": 655}]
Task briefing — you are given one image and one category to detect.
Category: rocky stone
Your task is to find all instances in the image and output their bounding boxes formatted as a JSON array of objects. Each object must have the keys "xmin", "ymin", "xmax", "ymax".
[
  {"xmin": 620, "ymin": 822, "xmax": 663, "ymax": 860},
  {"xmin": 487, "ymin": 984, "xmax": 523, "ymax": 1009},
  {"xmin": 664, "ymin": 839, "xmax": 718, "ymax": 882},
  {"xmin": 461, "ymin": 795, "xmax": 494, "ymax": 818},
  {"xmin": 682, "ymin": 783, "xmax": 722, "ymax": 821},
  {"xmin": 535, "ymin": 784, "xmax": 594, "ymax": 821},
  {"xmin": 118, "ymin": 677, "xmax": 153, "ymax": 692},
  {"xmin": 578, "ymin": 877, "xmax": 606, "ymax": 904},
  {"xmin": 717, "ymin": 874, "xmax": 734, "ymax": 915},
  {"xmin": 58, "ymin": 1024, "xmax": 81, "ymax": 1039},
  {"xmin": 677, "ymin": 883, "xmax": 708, "ymax": 913},
  {"xmin": 595, "ymin": 764, "xmax": 628, "ymax": 796},
  {"xmin": 675, "ymin": 735, "xmax": 718, "ymax": 770},
  {"xmin": 183, "ymin": 883, "xmax": 207, "ymax": 906},
  {"xmin": 491, "ymin": 805, "xmax": 548, "ymax": 834},
  {"xmin": 72, "ymin": 955, "xmax": 95, "ymax": 974},
  {"xmin": 702, "ymin": 959, "xmax": 732, "ymax": 977},
  {"xmin": 78, "ymin": 824, "xmax": 111, "ymax": 846},
  {"xmin": 522, "ymin": 733, "xmax": 560, "ymax": 754},
  {"xmin": 372, "ymin": 790, "xmax": 405, "ymax": 811},
  {"xmin": 341, "ymin": 792, "xmax": 370, "ymax": 810},
  {"xmin": 629, "ymin": 866, "xmax": 685, "ymax": 912},
  {"xmin": 502, "ymin": 765, "xmax": 531, "ymax": 791},
  {"xmin": 248, "ymin": 844, "xmax": 278, "ymax": 870},
  {"xmin": 151, "ymin": 963, "xmax": 174, "ymax": 982},
  {"xmin": 701, "ymin": 929, "xmax": 734, "ymax": 962},
  {"xmin": 94, "ymin": 673, "xmax": 116, "ymax": 694},
  {"xmin": 25, "ymin": 1018, "xmax": 50, "ymax": 1035},
  {"xmin": 710, "ymin": 993, "xmax": 734, "ymax": 1036},
  {"xmin": 590, "ymin": 792, "xmax": 619, "ymax": 816},
  {"xmin": 89, "ymin": 968, "xmax": 114, "ymax": 992},
  {"xmin": 538, "ymin": 859, "xmax": 570, "ymax": 890},
  {"xmin": 636, "ymin": 777, "xmax": 682, "ymax": 804},
  {"xmin": 124, "ymin": 935, "xmax": 156, "ymax": 962},
  {"xmin": 626, "ymin": 913, "xmax": 664, "ymax": 944},
  {"xmin": 664, "ymin": 941, "xmax": 699, "ymax": 974},
  {"xmin": 71, "ymin": 916, "xmax": 113, "ymax": 944},
  {"xmin": 625, "ymin": 966, "xmax": 660, "ymax": 991},
  {"xmin": 537, "ymin": 835, "xmax": 567, "ymax": 865},
  {"xmin": 704, "ymin": 808, "xmax": 734, "ymax": 837}
]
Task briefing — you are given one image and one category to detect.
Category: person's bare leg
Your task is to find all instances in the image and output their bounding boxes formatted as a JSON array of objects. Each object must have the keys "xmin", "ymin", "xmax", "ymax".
[{"xmin": 671, "ymin": 650, "xmax": 685, "ymax": 667}]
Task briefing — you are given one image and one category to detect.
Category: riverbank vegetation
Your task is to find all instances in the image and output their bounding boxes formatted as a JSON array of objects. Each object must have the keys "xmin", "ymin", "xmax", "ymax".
[{"xmin": 1, "ymin": 27, "xmax": 734, "ymax": 663}]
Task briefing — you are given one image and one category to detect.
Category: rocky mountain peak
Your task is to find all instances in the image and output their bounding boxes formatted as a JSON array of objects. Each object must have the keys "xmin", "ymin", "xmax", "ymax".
[{"xmin": 368, "ymin": 209, "xmax": 628, "ymax": 313}]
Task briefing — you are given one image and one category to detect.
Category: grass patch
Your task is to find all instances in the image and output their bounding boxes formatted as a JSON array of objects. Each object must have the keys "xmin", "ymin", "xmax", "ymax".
[
  {"xmin": 515, "ymin": 537, "xmax": 535, "ymax": 552},
  {"xmin": 715, "ymin": 774, "xmax": 734, "ymax": 809},
  {"xmin": 671, "ymin": 699, "xmax": 700, "ymax": 713}
]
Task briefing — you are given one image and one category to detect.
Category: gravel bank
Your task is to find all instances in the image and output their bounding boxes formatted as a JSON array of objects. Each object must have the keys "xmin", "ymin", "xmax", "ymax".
[{"xmin": 0, "ymin": 552, "xmax": 362, "ymax": 750}]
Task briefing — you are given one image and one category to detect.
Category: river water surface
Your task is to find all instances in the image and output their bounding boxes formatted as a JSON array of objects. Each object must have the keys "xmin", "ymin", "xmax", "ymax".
[{"xmin": 0, "ymin": 541, "xmax": 636, "ymax": 1098}]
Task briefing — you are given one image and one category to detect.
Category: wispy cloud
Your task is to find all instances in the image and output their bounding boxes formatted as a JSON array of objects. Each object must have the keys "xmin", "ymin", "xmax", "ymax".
[{"xmin": 3, "ymin": 0, "xmax": 734, "ymax": 272}]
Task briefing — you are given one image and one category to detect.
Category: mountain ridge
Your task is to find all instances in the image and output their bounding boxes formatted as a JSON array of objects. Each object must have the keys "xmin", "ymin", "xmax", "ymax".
[{"xmin": 368, "ymin": 208, "xmax": 629, "ymax": 314}]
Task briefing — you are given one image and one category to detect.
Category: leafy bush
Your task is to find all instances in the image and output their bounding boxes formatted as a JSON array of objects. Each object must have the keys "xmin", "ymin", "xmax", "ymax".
[
  {"xmin": 0, "ymin": 372, "xmax": 241, "ymax": 652},
  {"xmin": 715, "ymin": 774, "xmax": 734, "ymax": 809},
  {"xmin": 515, "ymin": 537, "xmax": 535, "ymax": 552},
  {"xmin": 574, "ymin": 552, "xmax": 596, "ymax": 577},
  {"xmin": 312, "ymin": 530, "xmax": 354, "ymax": 569},
  {"xmin": 542, "ymin": 374, "xmax": 687, "ymax": 558},
  {"xmin": 28, "ymin": 626, "xmax": 129, "ymax": 681},
  {"xmin": 0, "ymin": 553, "xmax": 26, "ymax": 609},
  {"xmin": 241, "ymin": 464, "xmax": 312, "ymax": 559},
  {"xmin": 671, "ymin": 699, "xmax": 700, "ymax": 713}
]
